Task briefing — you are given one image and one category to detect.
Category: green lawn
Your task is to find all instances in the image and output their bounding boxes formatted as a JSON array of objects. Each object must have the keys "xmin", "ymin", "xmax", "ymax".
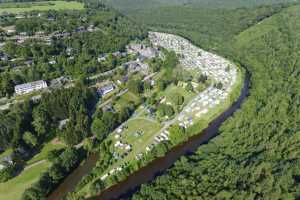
[
  {"xmin": 114, "ymin": 91, "xmax": 141, "ymax": 110},
  {"xmin": 26, "ymin": 141, "xmax": 65, "ymax": 165},
  {"xmin": 0, "ymin": 161, "xmax": 50, "ymax": 200},
  {"xmin": 158, "ymin": 84, "xmax": 196, "ymax": 108},
  {"xmin": 167, "ymin": 84, "xmax": 195, "ymax": 103},
  {"xmin": 0, "ymin": 1, "xmax": 84, "ymax": 14},
  {"xmin": 110, "ymin": 117, "xmax": 162, "ymax": 163}
]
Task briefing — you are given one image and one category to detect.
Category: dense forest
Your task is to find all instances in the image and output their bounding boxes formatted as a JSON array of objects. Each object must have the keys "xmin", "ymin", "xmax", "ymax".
[
  {"xmin": 126, "ymin": 3, "xmax": 300, "ymax": 200},
  {"xmin": 125, "ymin": 3, "xmax": 293, "ymax": 51},
  {"xmin": 103, "ymin": 0, "xmax": 300, "ymax": 12}
]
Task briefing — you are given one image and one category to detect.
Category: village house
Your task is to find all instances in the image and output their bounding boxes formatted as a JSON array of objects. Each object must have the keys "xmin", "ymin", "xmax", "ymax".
[
  {"xmin": 24, "ymin": 60, "xmax": 33, "ymax": 66},
  {"xmin": 6, "ymin": 28, "xmax": 16, "ymax": 35},
  {"xmin": 0, "ymin": 53, "xmax": 9, "ymax": 61},
  {"xmin": 117, "ymin": 76, "xmax": 128, "ymax": 85},
  {"xmin": 0, "ymin": 154, "xmax": 14, "ymax": 171},
  {"xmin": 87, "ymin": 24, "xmax": 95, "ymax": 32},
  {"xmin": 50, "ymin": 76, "xmax": 69, "ymax": 88},
  {"xmin": 97, "ymin": 84, "xmax": 115, "ymax": 96},
  {"xmin": 97, "ymin": 54, "xmax": 108, "ymax": 62},
  {"xmin": 15, "ymin": 14, "xmax": 25, "ymax": 19},
  {"xmin": 48, "ymin": 60, "xmax": 56, "ymax": 65},
  {"xmin": 14, "ymin": 80, "xmax": 48, "ymax": 95}
]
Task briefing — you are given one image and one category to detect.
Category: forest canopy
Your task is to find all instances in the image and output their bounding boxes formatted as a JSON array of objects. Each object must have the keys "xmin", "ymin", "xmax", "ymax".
[{"xmin": 129, "ymin": 3, "xmax": 300, "ymax": 200}]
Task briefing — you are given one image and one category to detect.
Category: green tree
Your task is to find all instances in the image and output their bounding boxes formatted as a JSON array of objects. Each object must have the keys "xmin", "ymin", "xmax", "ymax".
[
  {"xmin": 185, "ymin": 82, "xmax": 194, "ymax": 92},
  {"xmin": 170, "ymin": 93, "xmax": 184, "ymax": 105},
  {"xmin": 91, "ymin": 118, "xmax": 109, "ymax": 141},
  {"xmin": 22, "ymin": 131, "xmax": 38, "ymax": 147},
  {"xmin": 127, "ymin": 79, "xmax": 143, "ymax": 94},
  {"xmin": 169, "ymin": 124, "xmax": 186, "ymax": 144},
  {"xmin": 157, "ymin": 104, "xmax": 174, "ymax": 118}
]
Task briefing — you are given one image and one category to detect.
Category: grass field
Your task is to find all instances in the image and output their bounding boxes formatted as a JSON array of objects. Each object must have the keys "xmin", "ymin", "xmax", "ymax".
[
  {"xmin": 114, "ymin": 118, "xmax": 162, "ymax": 153},
  {"xmin": 0, "ymin": 1, "xmax": 84, "ymax": 14},
  {"xmin": 159, "ymin": 84, "xmax": 196, "ymax": 107},
  {"xmin": 113, "ymin": 91, "xmax": 141, "ymax": 110},
  {"xmin": 0, "ymin": 161, "xmax": 50, "ymax": 200},
  {"xmin": 26, "ymin": 141, "xmax": 65, "ymax": 165},
  {"xmin": 0, "ymin": 141, "xmax": 63, "ymax": 200},
  {"xmin": 106, "ymin": 116, "xmax": 162, "ymax": 166}
]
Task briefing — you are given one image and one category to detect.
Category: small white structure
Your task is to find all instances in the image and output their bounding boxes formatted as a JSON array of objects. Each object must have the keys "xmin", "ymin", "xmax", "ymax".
[
  {"xmin": 98, "ymin": 84, "xmax": 115, "ymax": 96},
  {"xmin": 49, "ymin": 60, "xmax": 56, "ymax": 65},
  {"xmin": 0, "ymin": 164, "xmax": 6, "ymax": 171},
  {"xmin": 15, "ymin": 80, "xmax": 47, "ymax": 95},
  {"xmin": 101, "ymin": 174, "xmax": 108, "ymax": 181}
]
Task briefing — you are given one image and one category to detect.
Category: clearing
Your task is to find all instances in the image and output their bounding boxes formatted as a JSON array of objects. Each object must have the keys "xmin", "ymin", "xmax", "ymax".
[{"xmin": 0, "ymin": 1, "xmax": 84, "ymax": 14}]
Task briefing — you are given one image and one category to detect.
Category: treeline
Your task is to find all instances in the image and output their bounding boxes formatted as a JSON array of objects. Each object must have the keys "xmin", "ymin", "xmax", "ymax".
[{"xmin": 130, "ymin": 3, "xmax": 300, "ymax": 200}]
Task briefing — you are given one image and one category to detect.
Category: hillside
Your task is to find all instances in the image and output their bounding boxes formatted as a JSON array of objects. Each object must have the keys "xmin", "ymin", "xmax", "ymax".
[
  {"xmin": 103, "ymin": 0, "xmax": 299, "ymax": 11},
  {"xmin": 130, "ymin": 4, "xmax": 300, "ymax": 200},
  {"xmin": 124, "ymin": 4, "xmax": 289, "ymax": 51}
]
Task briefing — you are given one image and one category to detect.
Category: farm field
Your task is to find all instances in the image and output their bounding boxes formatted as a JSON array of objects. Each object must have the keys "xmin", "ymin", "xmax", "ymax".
[
  {"xmin": 0, "ymin": 1, "xmax": 84, "ymax": 14},
  {"xmin": 0, "ymin": 161, "xmax": 50, "ymax": 200}
]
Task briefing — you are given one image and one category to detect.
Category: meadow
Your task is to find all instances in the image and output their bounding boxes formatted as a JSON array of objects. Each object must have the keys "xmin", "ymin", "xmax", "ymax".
[
  {"xmin": 0, "ymin": 1, "xmax": 84, "ymax": 14},
  {"xmin": 0, "ymin": 161, "xmax": 50, "ymax": 200},
  {"xmin": 0, "ymin": 141, "xmax": 63, "ymax": 200}
]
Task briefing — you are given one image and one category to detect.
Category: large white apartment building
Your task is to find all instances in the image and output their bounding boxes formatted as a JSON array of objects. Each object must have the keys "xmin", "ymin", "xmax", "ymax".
[{"xmin": 15, "ymin": 80, "xmax": 48, "ymax": 95}]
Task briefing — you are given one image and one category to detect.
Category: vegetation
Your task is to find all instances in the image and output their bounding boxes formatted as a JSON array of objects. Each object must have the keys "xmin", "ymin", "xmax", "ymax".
[
  {"xmin": 103, "ymin": 0, "xmax": 300, "ymax": 11},
  {"xmin": 0, "ymin": 161, "xmax": 50, "ymax": 200},
  {"xmin": 130, "ymin": 3, "xmax": 300, "ymax": 200},
  {"xmin": 22, "ymin": 147, "xmax": 83, "ymax": 199},
  {"xmin": 123, "ymin": 3, "xmax": 292, "ymax": 51},
  {"xmin": 0, "ymin": 1, "xmax": 84, "ymax": 14}
]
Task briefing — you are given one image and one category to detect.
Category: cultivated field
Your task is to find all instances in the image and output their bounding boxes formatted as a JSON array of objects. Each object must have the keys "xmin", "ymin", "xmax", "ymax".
[{"xmin": 0, "ymin": 1, "xmax": 84, "ymax": 14}]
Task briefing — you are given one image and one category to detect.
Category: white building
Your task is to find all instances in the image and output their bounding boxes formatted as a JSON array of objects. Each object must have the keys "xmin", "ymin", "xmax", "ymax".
[
  {"xmin": 15, "ymin": 80, "xmax": 48, "ymax": 95},
  {"xmin": 98, "ymin": 84, "xmax": 115, "ymax": 96}
]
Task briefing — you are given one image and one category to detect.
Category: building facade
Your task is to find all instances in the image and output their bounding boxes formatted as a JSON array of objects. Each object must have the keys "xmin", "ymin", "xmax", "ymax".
[{"xmin": 15, "ymin": 80, "xmax": 48, "ymax": 95}]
